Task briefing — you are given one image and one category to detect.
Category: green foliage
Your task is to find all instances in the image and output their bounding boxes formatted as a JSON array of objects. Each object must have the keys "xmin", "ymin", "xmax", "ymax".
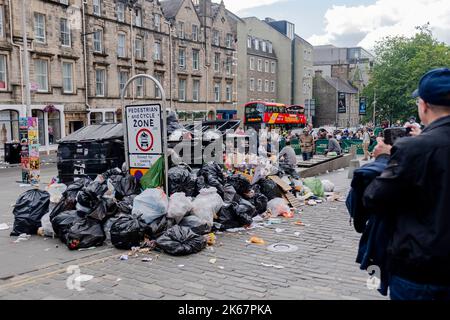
[{"xmin": 362, "ymin": 25, "xmax": 450, "ymax": 124}]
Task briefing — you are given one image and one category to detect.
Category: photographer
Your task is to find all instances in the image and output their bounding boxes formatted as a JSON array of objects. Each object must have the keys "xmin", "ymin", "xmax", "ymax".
[{"xmin": 363, "ymin": 68, "xmax": 450, "ymax": 300}]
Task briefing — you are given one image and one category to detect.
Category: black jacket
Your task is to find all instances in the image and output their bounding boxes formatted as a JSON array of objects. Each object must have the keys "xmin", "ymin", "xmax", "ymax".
[{"xmin": 363, "ymin": 115, "xmax": 450, "ymax": 286}]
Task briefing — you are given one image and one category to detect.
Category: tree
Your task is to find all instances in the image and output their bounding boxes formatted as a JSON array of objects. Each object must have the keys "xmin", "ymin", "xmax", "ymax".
[{"xmin": 363, "ymin": 26, "xmax": 450, "ymax": 125}]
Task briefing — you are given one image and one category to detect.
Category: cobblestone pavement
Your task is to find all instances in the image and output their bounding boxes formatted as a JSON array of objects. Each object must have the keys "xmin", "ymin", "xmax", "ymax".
[{"xmin": 0, "ymin": 165, "xmax": 387, "ymax": 300}]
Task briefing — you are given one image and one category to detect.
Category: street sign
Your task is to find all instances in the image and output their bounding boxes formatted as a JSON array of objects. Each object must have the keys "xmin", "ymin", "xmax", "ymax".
[
  {"xmin": 338, "ymin": 92, "xmax": 347, "ymax": 113},
  {"xmin": 125, "ymin": 104, "xmax": 163, "ymax": 169},
  {"xmin": 359, "ymin": 97, "xmax": 367, "ymax": 115}
]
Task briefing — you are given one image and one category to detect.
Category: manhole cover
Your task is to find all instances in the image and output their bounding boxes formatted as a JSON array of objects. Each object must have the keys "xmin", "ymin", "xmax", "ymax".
[{"xmin": 267, "ymin": 243, "xmax": 299, "ymax": 253}]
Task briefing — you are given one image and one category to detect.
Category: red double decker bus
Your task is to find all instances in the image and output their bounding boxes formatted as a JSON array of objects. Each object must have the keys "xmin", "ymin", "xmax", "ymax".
[{"xmin": 244, "ymin": 101, "xmax": 307, "ymax": 131}]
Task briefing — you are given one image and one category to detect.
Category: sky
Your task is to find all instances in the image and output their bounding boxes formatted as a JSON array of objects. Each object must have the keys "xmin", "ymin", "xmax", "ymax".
[{"xmin": 221, "ymin": 0, "xmax": 450, "ymax": 49}]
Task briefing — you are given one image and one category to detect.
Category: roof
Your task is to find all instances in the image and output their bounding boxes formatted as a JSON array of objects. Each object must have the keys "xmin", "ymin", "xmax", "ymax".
[
  {"xmin": 160, "ymin": 0, "xmax": 184, "ymax": 20},
  {"xmin": 323, "ymin": 77, "xmax": 358, "ymax": 94},
  {"xmin": 59, "ymin": 124, "xmax": 124, "ymax": 143}
]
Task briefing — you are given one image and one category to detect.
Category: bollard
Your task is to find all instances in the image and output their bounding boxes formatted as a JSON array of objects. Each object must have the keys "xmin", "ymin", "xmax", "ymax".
[{"xmin": 348, "ymin": 145, "xmax": 360, "ymax": 179}]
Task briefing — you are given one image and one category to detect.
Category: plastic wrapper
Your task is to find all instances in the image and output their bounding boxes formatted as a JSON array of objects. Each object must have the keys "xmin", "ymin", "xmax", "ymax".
[
  {"xmin": 66, "ymin": 218, "xmax": 105, "ymax": 250},
  {"xmin": 110, "ymin": 215, "xmax": 146, "ymax": 250},
  {"xmin": 156, "ymin": 225, "xmax": 207, "ymax": 256},
  {"xmin": 303, "ymin": 178, "xmax": 325, "ymax": 197},
  {"xmin": 321, "ymin": 180, "xmax": 335, "ymax": 193},
  {"xmin": 267, "ymin": 198, "xmax": 291, "ymax": 217},
  {"xmin": 140, "ymin": 157, "xmax": 164, "ymax": 190},
  {"xmin": 45, "ymin": 183, "xmax": 67, "ymax": 203},
  {"xmin": 167, "ymin": 193, "xmax": 193, "ymax": 223},
  {"xmin": 10, "ymin": 189, "xmax": 50, "ymax": 236},
  {"xmin": 132, "ymin": 188, "xmax": 169, "ymax": 224},
  {"xmin": 179, "ymin": 215, "xmax": 211, "ymax": 235},
  {"xmin": 39, "ymin": 212, "xmax": 55, "ymax": 237},
  {"xmin": 192, "ymin": 188, "xmax": 224, "ymax": 227}
]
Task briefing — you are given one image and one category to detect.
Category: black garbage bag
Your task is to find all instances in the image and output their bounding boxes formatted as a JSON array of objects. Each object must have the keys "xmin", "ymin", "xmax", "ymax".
[
  {"xmin": 197, "ymin": 162, "xmax": 225, "ymax": 196},
  {"xmin": 249, "ymin": 193, "xmax": 268, "ymax": 215},
  {"xmin": 223, "ymin": 184, "xmax": 240, "ymax": 204},
  {"xmin": 216, "ymin": 199, "xmax": 255, "ymax": 230},
  {"xmin": 226, "ymin": 175, "xmax": 251, "ymax": 196},
  {"xmin": 168, "ymin": 164, "xmax": 197, "ymax": 197},
  {"xmin": 66, "ymin": 218, "xmax": 105, "ymax": 250},
  {"xmin": 108, "ymin": 174, "xmax": 140, "ymax": 200},
  {"xmin": 167, "ymin": 111, "xmax": 184, "ymax": 136},
  {"xmin": 88, "ymin": 198, "xmax": 117, "ymax": 222},
  {"xmin": 103, "ymin": 216, "xmax": 119, "ymax": 242},
  {"xmin": 51, "ymin": 210, "xmax": 83, "ymax": 241},
  {"xmin": 10, "ymin": 189, "xmax": 50, "ymax": 236},
  {"xmin": 145, "ymin": 216, "xmax": 176, "ymax": 240},
  {"xmin": 116, "ymin": 195, "xmax": 136, "ymax": 214},
  {"xmin": 156, "ymin": 225, "xmax": 207, "ymax": 256},
  {"xmin": 256, "ymin": 178, "xmax": 283, "ymax": 200},
  {"xmin": 76, "ymin": 181, "xmax": 108, "ymax": 214},
  {"xmin": 179, "ymin": 215, "xmax": 211, "ymax": 235},
  {"xmin": 101, "ymin": 168, "xmax": 123, "ymax": 180},
  {"xmin": 49, "ymin": 178, "xmax": 92, "ymax": 221},
  {"xmin": 110, "ymin": 214, "xmax": 146, "ymax": 250}
]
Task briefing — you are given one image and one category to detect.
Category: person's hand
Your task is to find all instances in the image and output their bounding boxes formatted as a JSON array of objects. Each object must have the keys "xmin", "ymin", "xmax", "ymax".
[
  {"xmin": 373, "ymin": 137, "xmax": 392, "ymax": 158},
  {"xmin": 405, "ymin": 123, "xmax": 422, "ymax": 137}
]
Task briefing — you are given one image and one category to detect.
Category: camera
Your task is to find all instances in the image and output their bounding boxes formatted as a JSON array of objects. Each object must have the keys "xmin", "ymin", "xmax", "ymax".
[{"xmin": 384, "ymin": 127, "xmax": 412, "ymax": 145}]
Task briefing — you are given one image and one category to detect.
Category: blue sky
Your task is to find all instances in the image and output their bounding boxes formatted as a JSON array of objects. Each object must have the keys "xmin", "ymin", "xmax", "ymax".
[{"xmin": 222, "ymin": 0, "xmax": 450, "ymax": 49}]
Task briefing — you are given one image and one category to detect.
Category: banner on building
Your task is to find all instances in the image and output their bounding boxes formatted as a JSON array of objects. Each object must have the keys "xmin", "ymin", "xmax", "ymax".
[
  {"xmin": 338, "ymin": 92, "xmax": 347, "ymax": 113},
  {"xmin": 359, "ymin": 97, "xmax": 367, "ymax": 115},
  {"xmin": 19, "ymin": 117, "xmax": 40, "ymax": 185}
]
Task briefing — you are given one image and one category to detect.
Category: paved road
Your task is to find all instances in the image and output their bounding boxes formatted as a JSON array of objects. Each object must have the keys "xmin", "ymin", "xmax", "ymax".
[{"xmin": 0, "ymin": 164, "xmax": 387, "ymax": 300}]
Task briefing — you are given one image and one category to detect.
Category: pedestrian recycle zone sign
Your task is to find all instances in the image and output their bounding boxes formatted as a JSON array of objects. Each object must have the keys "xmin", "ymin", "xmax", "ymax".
[{"xmin": 125, "ymin": 104, "xmax": 163, "ymax": 171}]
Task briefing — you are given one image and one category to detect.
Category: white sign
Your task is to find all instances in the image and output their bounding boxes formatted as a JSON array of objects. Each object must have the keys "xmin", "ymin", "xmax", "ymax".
[
  {"xmin": 126, "ymin": 105, "xmax": 162, "ymax": 155},
  {"xmin": 129, "ymin": 154, "xmax": 161, "ymax": 169}
]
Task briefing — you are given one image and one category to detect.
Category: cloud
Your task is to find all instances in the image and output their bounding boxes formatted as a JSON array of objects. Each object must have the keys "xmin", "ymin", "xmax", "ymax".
[
  {"xmin": 221, "ymin": 0, "xmax": 288, "ymax": 13},
  {"xmin": 308, "ymin": 0, "xmax": 450, "ymax": 49}
]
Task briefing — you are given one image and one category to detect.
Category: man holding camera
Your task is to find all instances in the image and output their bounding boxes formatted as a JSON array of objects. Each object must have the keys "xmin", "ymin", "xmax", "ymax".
[{"xmin": 363, "ymin": 68, "xmax": 450, "ymax": 300}]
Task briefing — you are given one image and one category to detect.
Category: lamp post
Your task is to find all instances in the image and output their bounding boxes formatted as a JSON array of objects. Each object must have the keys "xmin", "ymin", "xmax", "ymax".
[
  {"xmin": 163, "ymin": 20, "xmax": 173, "ymax": 110},
  {"xmin": 21, "ymin": 0, "xmax": 31, "ymax": 117}
]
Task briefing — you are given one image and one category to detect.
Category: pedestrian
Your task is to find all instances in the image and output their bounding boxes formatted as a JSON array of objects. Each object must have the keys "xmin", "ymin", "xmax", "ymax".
[
  {"xmin": 362, "ymin": 127, "xmax": 371, "ymax": 161},
  {"xmin": 363, "ymin": 68, "xmax": 450, "ymax": 301},
  {"xmin": 299, "ymin": 128, "xmax": 314, "ymax": 161},
  {"xmin": 325, "ymin": 133, "xmax": 342, "ymax": 155},
  {"xmin": 404, "ymin": 116, "xmax": 421, "ymax": 129},
  {"xmin": 278, "ymin": 140, "xmax": 300, "ymax": 179}
]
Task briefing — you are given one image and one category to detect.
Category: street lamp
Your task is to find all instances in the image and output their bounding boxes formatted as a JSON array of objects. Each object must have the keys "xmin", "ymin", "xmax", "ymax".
[{"xmin": 21, "ymin": 0, "xmax": 31, "ymax": 117}]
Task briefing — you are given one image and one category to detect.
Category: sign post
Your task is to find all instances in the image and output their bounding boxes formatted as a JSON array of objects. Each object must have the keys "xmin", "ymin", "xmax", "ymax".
[{"xmin": 121, "ymin": 75, "xmax": 169, "ymax": 195}]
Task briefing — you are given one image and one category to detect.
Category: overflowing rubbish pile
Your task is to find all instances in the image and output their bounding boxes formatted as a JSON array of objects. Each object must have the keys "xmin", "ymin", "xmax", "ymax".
[{"xmin": 9, "ymin": 161, "xmax": 344, "ymax": 257}]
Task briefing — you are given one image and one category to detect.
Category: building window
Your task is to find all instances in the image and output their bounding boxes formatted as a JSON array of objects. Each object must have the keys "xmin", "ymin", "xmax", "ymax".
[
  {"xmin": 226, "ymin": 34, "xmax": 233, "ymax": 48},
  {"xmin": 0, "ymin": 6, "xmax": 4, "ymax": 38},
  {"xmin": 93, "ymin": 0, "xmax": 101, "ymax": 16},
  {"xmin": 249, "ymin": 57, "xmax": 255, "ymax": 70},
  {"xmin": 95, "ymin": 68, "xmax": 105, "ymax": 97},
  {"xmin": 48, "ymin": 110, "xmax": 61, "ymax": 144},
  {"xmin": 226, "ymin": 84, "xmax": 232, "ymax": 102},
  {"xmin": 193, "ymin": 79, "xmax": 200, "ymax": 102},
  {"xmin": 193, "ymin": 49, "xmax": 200, "ymax": 70},
  {"xmin": 134, "ymin": 8, "xmax": 142, "ymax": 27},
  {"xmin": 154, "ymin": 42, "xmax": 161, "ymax": 61},
  {"xmin": 265, "ymin": 60, "xmax": 269, "ymax": 73},
  {"xmin": 213, "ymin": 30, "xmax": 219, "ymax": 46},
  {"xmin": 257, "ymin": 59, "xmax": 262, "ymax": 72},
  {"xmin": 60, "ymin": 18, "xmax": 71, "ymax": 47},
  {"xmin": 226, "ymin": 57, "xmax": 232, "ymax": 75},
  {"xmin": 34, "ymin": 13, "xmax": 46, "ymax": 43},
  {"xmin": 178, "ymin": 22, "xmax": 184, "ymax": 39},
  {"xmin": 178, "ymin": 78, "xmax": 186, "ymax": 101},
  {"xmin": 105, "ymin": 112, "xmax": 114, "ymax": 124},
  {"xmin": 0, "ymin": 54, "xmax": 7, "ymax": 90},
  {"xmin": 154, "ymin": 73, "xmax": 162, "ymax": 98},
  {"xmin": 154, "ymin": 14, "xmax": 161, "ymax": 32},
  {"xmin": 116, "ymin": 2, "xmax": 125, "ymax": 22},
  {"xmin": 136, "ymin": 76, "xmax": 144, "ymax": 98},
  {"xmin": 62, "ymin": 61, "xmax": 73, "ymax": 93},
  {"xmin": 90, "ymin": 112, "xmax": 102, "ymax": 125},
  {"xmin": 214, "ymin": 53, "xmax": 220, "ymax": 72},
  {"xmin": 270, "ymin": 80, "xmax": 275, "ymax": 93},
  {"xmin": 271, "ymin": 61, "xmax": 276, "ymax": 73},
  {"xmin": 254, "ymin": 39, "xmax": 259, "ymax": 50},
  {"xmin": 178, "ymin": 48, "xmax": 186, "ymax": 69},
  {"xmin": 31, "ymin": 110, "xmax": 45, "ymax": 145},
  {"xmin": 264, "ymin": 80, "xmax": 269, "ymax": 92},
  {"xmin": 268, "ymin": 42, "xmax": 273, "ymax": 54},
  {"xmin": 117, "ymin": 33, "xmax": 126, "ymax": 57},
  {"xmin": 257, "ymin": 79, "xmax": 262, "ymax": 92},
  {"xmin": 35, "ymin": 59, "xmax": 48, "ymax": 92},
  {"xmin": 119, "ymin": 71, "xmax": 129, "ymax": 96},
  {"xmin": 93, "ymin": 29, "xmax": 103, "ymax": 53},
  {"xmin": 214, "ymin": 83, "xmax": 221, "ymax": 102},
  {"xmin": 192, "ymin": 24, "xmax": 198, "ymax": 41},
  {"xmin": 262, "ymin": 41, "xmax": 266, "ymax": 52},
  {"xmin": 0, "ymin": 110, "xmax": 19, "ymax": 142},
  {"xmin": 247, "ymin": 37, "xmax": 252, "ymax": 48},
  {"xmin": 249, "ymin": 78, "xmax": 254, "ymax": 91},
  {"xmin": 135, "ymin": 37, "xmax": 143, "ymax": 59}
]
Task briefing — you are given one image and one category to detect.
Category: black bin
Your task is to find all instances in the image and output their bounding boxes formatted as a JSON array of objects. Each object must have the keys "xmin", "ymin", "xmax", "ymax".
[
  {"xmin": 4, "ymin": 143, "xmax": 21, "ymax": 164},
  {"xmin": 57, "ymin": 123, "xmax": 125, "ymax": 183}
]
